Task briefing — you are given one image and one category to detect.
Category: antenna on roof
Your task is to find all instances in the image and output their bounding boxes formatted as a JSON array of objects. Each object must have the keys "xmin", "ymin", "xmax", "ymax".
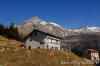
[
  {"xmin": 33, "ymin": 24, "xmax": 35, "ymax": 28},
  {"xmin": 33, "ymin": 24, "xmax": 39, "ymax": 30},
  {"xmin": 33, "ymin": 24, "xmax": 36, "ymax": 30}
]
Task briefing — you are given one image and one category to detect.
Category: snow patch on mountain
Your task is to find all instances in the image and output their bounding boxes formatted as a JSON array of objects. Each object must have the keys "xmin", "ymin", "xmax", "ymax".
[
  {"xmin": 65, "ymin": 26, "xmax": 100, "ymax": 36},
  {"xmin": 78, "ymin": 26, "xmax": 100, "ymax": 32},
  {"xmin": 15, "ymin": 17, "xmax": 100, "ymax": 37},
  {"xmin": 49, "ymin": 22, "xmax": 61, "ymax": 27},
  {"xmin": 40, "ymin": 21, "xmax": 47, "ymax": 25},
  {"xmin": 15, "ymin": 17, "xmax": 66, "ymax": 38}
]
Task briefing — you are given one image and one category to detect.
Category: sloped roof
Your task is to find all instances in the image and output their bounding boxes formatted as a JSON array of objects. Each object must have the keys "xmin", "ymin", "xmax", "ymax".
[
  {"xmin": 88, "ymin": 49, "xmax": 98, "ymax": 53},
  {"xmin": 25, "ymin": 28, "xmax": 62, "ymax": 40}
]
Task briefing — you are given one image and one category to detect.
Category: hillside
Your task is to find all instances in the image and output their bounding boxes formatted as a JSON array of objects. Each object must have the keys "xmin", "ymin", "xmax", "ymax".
[
  {"xmin": 0, "ymin": 49, "xmax": 96, "ymax": 66},
  {"xmin": 0, "ymin": 35, "xmax": 24, "ymax": 50},
  {"xmin": 62, "ymin": 34, "xmax": 100, "ymax": 57},
  {"xmin": 0, "ymin": 35, "xmax": 95, "ymax": 66}
]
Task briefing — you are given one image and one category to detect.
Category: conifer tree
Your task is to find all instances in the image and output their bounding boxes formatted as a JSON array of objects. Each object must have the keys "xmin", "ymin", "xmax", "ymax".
[
  {"xmin": 7, "ymin": 23, "xmax": 21, "ymax": 41},
  {"xmin": 0, "ymin": 24, "xmax": 5, "ymax": 35},
  {"xmin": 0, "ymin": 22, "xmax": 23, "ymax": 41}
]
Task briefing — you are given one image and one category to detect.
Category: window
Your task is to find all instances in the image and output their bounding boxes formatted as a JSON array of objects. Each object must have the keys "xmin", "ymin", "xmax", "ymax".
[
  {"xmin": 29, "ymin": 46, "xmax": 31, "ymax": 50},
  {"xmin": 30, "ymin": 39, "xmax": 32, "ymax": 42},
  {"xmin": 40, "ymin": 42, "xmax": 44, "ymax": 45},
  {"xmin": 50, "ymin": 47, "xmax": 52, "ymax": 50},
  {"xmin": 52, "ymin": 46, "xmax": 54, "ymax": 50},
  {"xmin": 30, "ymin": 34, "xmax": 33, "ymax": 37},
  {"xmin": 55, "ymin": 47, "xmax": 58, "ymax": 50},
  {"xmin": 38, "ymin": 46, "xmax": 40, "ymax": 48},
  {"xmin": 94, "ymin": 57, "xmax": 96, "ymax": 60}
]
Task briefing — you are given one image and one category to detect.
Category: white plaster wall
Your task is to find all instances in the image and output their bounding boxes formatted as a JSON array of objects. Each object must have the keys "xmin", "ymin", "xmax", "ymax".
[
  {"xmin": 44, "ymin": 36, "xmax": 61, "ymax": 50},
  {"xmin": 26, "ymin": 38, "xmax": 39, "ymax": 49},
  {"xmin": 26, "ymin": 31, "xmax": 61, "ymax": 50},
  {"xmin": 26, "ymin": 39, "xmax": 45, "ymax": 49},
  {"xmin": 46, "ymin": 43, "xmax": 60, "ymax": 50}
]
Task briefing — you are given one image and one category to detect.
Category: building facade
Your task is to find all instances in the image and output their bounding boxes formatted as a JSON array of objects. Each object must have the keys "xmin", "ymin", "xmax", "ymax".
[
  {"xmin": 84, "ymin": 49, "xmax": 99, "ymax": 60},
  {"xmin": 25, "ymin": 29, "xmax": 61, "ymax": 50}
]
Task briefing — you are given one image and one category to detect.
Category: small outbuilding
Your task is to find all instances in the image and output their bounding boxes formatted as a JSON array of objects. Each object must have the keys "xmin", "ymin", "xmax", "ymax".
[{"xmin": 84, "ymin": 49, "xmax": 99, "ymax": 60}]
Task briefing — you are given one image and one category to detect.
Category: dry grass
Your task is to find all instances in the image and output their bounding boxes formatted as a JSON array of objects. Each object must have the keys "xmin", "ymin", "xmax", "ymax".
[
  {"xmin": 0, "ymin": 49, "xmax": 96, "ymax": 66},
  {"xmin": 0, "ymin": 35, "xmax": 96, "ymax": 66},
  {"xmin": 0, "ymin": 35, "xmax": 24, "ymax": 48}
]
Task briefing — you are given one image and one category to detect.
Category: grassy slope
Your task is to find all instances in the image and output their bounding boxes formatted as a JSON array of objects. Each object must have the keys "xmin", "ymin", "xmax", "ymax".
[
  {"xmin": 0, "ymin": 49, "xmax": 96, "ymax": 66},
  {"xmin": 0, "ymin": 35, "xmax": 24, "ymax": 48},
  {"xmin": 0, "ymin": 35, "xmax": 96, "ymax": 66}
]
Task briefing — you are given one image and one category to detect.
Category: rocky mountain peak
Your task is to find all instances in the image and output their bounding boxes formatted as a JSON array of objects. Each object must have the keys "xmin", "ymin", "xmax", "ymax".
[
  {"xmin": 81, "ymin": 25, "xmax": 89, "ymax": 29},
  {"xmin": 15, "ymin": 17, "xmax": 100, "ymax": 37},
  {"xmin": 16, "ymin": 17, "xmax": 65, "ymax": 38}
]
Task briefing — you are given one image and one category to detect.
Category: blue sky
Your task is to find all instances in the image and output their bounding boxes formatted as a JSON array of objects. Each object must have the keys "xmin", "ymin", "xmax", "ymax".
[{"xmin": 0, "ymin": 0, "xmax": 100, "ymax": 28}]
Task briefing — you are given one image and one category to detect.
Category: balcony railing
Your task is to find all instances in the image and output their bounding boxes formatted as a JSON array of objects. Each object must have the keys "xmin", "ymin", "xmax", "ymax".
[{"xmin": 45, "ymin": 42, "xmax": 60, "ymax": 45}]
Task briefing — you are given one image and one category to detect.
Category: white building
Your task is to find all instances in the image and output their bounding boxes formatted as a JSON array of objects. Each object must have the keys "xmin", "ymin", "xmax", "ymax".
[
  {"xmin": 25, "ymin": 29, "xmax": 61, "ymax": 50},
  {"xmin": 84, "ymin": 49, "xmax": 99, "ymax": 60}
]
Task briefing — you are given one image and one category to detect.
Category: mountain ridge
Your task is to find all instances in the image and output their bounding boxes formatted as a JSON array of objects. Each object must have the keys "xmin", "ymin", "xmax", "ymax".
[
  {"xmin": 15, "ymin": 17, "xmax": 100, "ymax": 37},
  {"xmin": 15, "ymin": 17, "xmax": 66, "ymax": 38}
]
